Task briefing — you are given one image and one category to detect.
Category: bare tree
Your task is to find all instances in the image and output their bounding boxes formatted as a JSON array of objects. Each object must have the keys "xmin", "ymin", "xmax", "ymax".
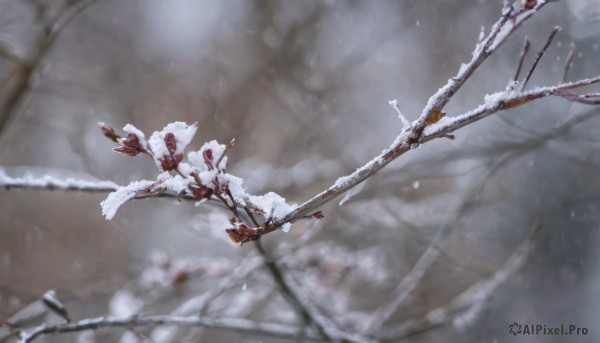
[{"xmin": 1, "ymin": 1, "xmax": 599, "ymax": 342}]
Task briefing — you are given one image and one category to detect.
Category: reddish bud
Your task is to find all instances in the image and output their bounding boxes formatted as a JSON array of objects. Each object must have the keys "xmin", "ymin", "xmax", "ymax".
[
  {"xmin": 203, "ymin": 149, "xmax": 214, "ymax": 169},
  {"xmin": 312, "ymin": 211, "xmax": 324, "ymax": 219},
  {"xmin": 159, "ymin": 154, "xmax": 183, "ymax": 171},
  {"xmin": 172, "ymin": 270, "xmax": 189, "ymax": 286},
  {"xmin": 225, "ymin": 224, "xmax": 258, "ymax": 245},
  {"xmin": 164, "ymin": 133, "xmax": 177, "ymax": 154},
  {"xmin": 113, "ymin": 134, "xmax": 146, "ymax": 156},
  {"xmin": 523, "ymin": 0, "xmax": 537, "ymax": 10},
  {"xmin": 99, "ymin": 122, "xmax": 120, "ymax": 142},
  {"xmin": 188, "ymin": 184, "xmax": 213, "ymax": 199}
]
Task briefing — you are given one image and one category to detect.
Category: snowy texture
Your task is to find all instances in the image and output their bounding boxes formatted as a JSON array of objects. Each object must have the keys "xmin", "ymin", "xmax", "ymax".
[
  {"xmin": 0, "ymin": 168, "xmax": 119, "ymax": 190},
  {"xmin": 423, "ymin": 116, "xmax": 456, "ymax": 136},
  {"xmin": 389, "ymin": 99, "xmax": 410, "ymax": 128},
  {"xmin": 122, "ymin": 124, "xmax": 148, "ymax": 148},
  {"xmin": 98, "ymin": 121, "xmax": 302, "ymax": 239},
  {"xmin": 188, "ymin": 140, "xmax": 228, "ymax": 171},
  {"xmin": 101, "ymin": 179, "xmax": 155, "ymax": 220},
  {"xmin": 249, "ymin": 192, "xmax": 297, "ymax": 232},
  {"xmin": 219, "ymin": 173, "xmax": 248, "ymax": 205},
  {"xmin": 109, "ymin": 290, "xmax": 143, "ymax": 318},
  {"xmin": 157, "ymin": 172, "xmax": 192, "ymax": 193},
  {"xmin": 334, "ymin": 175, "xmax": 352, "ymax": 188},
  {"xmin": 148, "ymin": 122, "xmax": 197, "ymax": 170}
]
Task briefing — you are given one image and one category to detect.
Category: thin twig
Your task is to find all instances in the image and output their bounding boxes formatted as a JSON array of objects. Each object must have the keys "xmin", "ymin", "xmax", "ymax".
[
  {"xmin": 380, "ymin": 220, "xmax": 542, "ymax": 341},
  {"xmin": 0, "ymin": 0, "xmax": 98, "ymax": 138},
  {"xmin": 562, "ymin": 43, "xmax": 576, "ymax": 83},
  {"xmin": 16, "ymin": 315, "xmax": 325, "ymax": 343},
  {"xmin": 256, "ymin": 1, "xmax": 578, "ymax": 236},
  {"xmin": 513, "ymin": 37, "xmax": 530, "ymax": 81},
  {"xmin": 263, "ymin": 73, "xmax": 600, "ymax": 237},
  {"xmin": 521, "ymin": 26, "xmax": 560, "ymax": 90},
  {"xmin": 255, "ymin": 239, "xmax": 376, "ymax": 343},
  {"xmin": 363, "ymin": 161, "xmax": 506, "ymax": 335}
]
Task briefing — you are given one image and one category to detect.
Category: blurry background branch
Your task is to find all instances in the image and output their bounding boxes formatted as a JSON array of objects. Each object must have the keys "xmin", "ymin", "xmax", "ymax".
[{"xmin": 0, "ymin": 0, "xmax": 98, "ymax": 137}]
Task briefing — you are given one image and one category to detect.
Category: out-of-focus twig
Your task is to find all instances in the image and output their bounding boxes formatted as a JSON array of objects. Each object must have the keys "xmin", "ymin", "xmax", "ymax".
[
  {"xmin": 0, "ymin": 0, "xmax": 98, "ymax": 137},
  {"xmin": 379, "ymin": 220, "xmax": 542, "ymax": 342},
  {"xmin": 15, "ymin": 315, "xmax": 325, "ymax": 343},
  {"xmin": 562, "ymin": 43, "xmax": 576, "ymax": 83},
  {"xmin": 362, "ymin": 160, "xmax": 507, "ymax": 335},
  {"xmin": 513, "ymin": 37, "xmax": 530, "ymax": 81},
  {"xmin": 521, "ymin": 26, "xmax": 560, "ymax": 90},
  {"xmin": 256, "ymin": 239, "xmax": 377, "ymax": 343}
]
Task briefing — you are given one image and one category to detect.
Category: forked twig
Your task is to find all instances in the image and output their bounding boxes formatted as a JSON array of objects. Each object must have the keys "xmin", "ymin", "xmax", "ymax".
[{"xmin": 521, "ymin": 26, "xmax": 560, "ymax": 90}]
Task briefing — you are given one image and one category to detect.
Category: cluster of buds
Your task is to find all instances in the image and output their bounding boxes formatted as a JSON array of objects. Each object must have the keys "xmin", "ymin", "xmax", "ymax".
[
  {"xmin": 99, "ymin": 122, "xmax": 147, "ymax": 156},
  {"xmin": 99, "ymin": 121, "xmax": 300, "ymax": 244}
]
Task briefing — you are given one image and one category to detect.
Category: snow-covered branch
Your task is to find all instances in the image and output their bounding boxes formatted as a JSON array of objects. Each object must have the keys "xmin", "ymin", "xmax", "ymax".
[
  {"xmin": 15, "ymin": 315, "xmax": 324, "ymax": 343},
  {"xmin": 2, "ymin": 1, "xmax": 598, "ymax": 245},
  {"xmin": 263, "ymin": 3, "xmax": 600, "ymax": 237},
  {"xmin": 0, "ymin": 168, "xmax": 118, "ymax": 192}
]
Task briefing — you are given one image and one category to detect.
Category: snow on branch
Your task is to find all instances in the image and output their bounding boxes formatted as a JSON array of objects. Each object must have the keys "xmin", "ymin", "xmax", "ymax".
[
  {"xmin": 259, "ymin": 1, "xmax": 600, "ymax": 237},
  {"xmin": 97, "ymin": 122, "xmax": 304, "ymax": 243},
  {"xmin": 0, "ymin": 168, "xmax": 118, "ymax": 192},
  {"xmin": 2, "ymin": 1, "xmax": 599, "ymax": 245},
  {"xmin": 14, "ymin": 315, "xmax": 324, "ymax": 343}
]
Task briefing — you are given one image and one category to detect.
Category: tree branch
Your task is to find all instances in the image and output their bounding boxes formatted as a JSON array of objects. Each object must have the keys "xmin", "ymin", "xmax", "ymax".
[
  {"xmin": 379, "ymin": 220, "xmax": 542, "ymax": 341},
  {"xmin": 14, "ymin": 315, "xmax": 324, "ymax": 343},
  {"xmin": 255, "ymin": 239, "xmax": 376, "ymax": 343},
  {"xmin": 0, "ymin": 0, "xmax": 98, "ymax": 137}
]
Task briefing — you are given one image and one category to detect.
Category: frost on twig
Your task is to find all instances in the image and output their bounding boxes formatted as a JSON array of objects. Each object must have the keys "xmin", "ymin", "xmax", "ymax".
[
  {"xmin": 0, "ymin": 168, "xmax": 119, "ymax": 191},
  {"xmin": 389, "ymin": 99, "xmax": 410, "ymax": 129},
  {"xmin": 98, "ymin": 122, "xmax": 299, "ymax": 244}
]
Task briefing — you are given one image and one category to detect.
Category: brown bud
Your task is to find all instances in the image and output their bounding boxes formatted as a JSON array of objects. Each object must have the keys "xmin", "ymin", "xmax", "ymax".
[
  {"xmin": 425, "ymin": 109, "xmax": 445, "ymax": 125},
  {"xmin": 203, "ymin": 149, "xmax": 214, "ymax": 169},
  {"xmin": 312, "ymin": 211, "xmax": 324, "ymax": 219},
  {"xmin": 172, "ymin": 270, "xmax": 189, "ymax": 286},
  {"xmin": 228, "ymin": 138, "xmax": 236, "ymax": 148},
  {"xmin": 158, "ymin": 154, "xmax": 183, "ymax": 171},
  {"xmin": 164, "ymin": 132, "xmax": 177, "ymax": 154},
  {"xmin": 188, "ymin": 184, "xmax": 213, "ymax": 199},
  {"xmin": 113, "ymin": 134, "xmax": 146, "ymax": 156},
  {"xmin": 524, "ymin": 0, "xmax": 537, "ymax": 10},
  {"xmin": 225, "ymin": 224, "xmax": 258, "ymax": 245},
  {"xmin": 98, "ymin": 122, "xmax": 120, "ymax": 142}
]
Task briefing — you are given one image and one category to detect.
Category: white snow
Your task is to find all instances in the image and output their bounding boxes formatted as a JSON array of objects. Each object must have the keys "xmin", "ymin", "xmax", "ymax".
[
  {"xmin": 484, "ymin": 89, "xmax": 511, "ymax": 104},
  {"xmin": 219, "ymin": 173, "xmax": 248, "ymax": 205},
  {"xmin": 412, "ymin": 180, "xmax": 420, "ymax": 189},
  {"xmin": 249, "ymin": 192, "xmax": 296, "ymax": 224},
  {"xmin": 101, "ymin": 179, "xmax": 155, "ymax": 220},
  {"xmin": 109, "ymin": 290, "xmax": 143, "ymax": 318},
  {"xmin": 0, "ymin": 168, "xmax": 119, "ymax": 190},
  {"xmin": 338, "ymin": 182, "xmax": 365, "ymax": 206},
  {"xmin": 160, "ymin": 174, "xmax": 191, "ymax": 193},
  {"xmin": 189, "ymin": 140, "xmax": 228, "ymax": 170},
  {"xmin": 389, "ymin": 99, "xmax": 410, "ymax": 128},
  {"xmin": 148, "ymin": 122, "xmax": 197, "ymax": 169},
  {"xmin": 122, "ymin": 124, "xmax": 148, "ymax": 148}
]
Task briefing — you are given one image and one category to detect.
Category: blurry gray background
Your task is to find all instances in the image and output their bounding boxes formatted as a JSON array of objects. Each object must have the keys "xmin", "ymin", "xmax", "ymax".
[{"xmin": 0, "ymin": 0, "xmax": 599, "ymax": 342}]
